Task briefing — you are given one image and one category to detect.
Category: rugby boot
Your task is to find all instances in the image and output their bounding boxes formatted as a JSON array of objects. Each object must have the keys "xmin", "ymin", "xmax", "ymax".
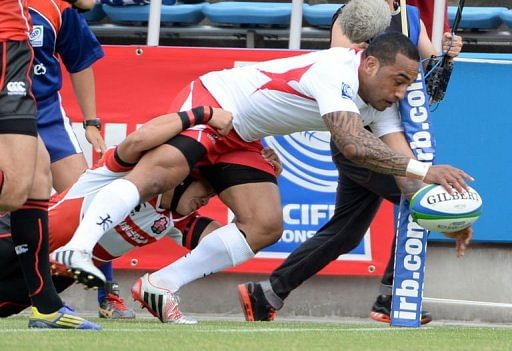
[
  {"xmin": 29, "ymin": 305, "xmax": 101, "ymax": 330},
  {"xmin": 238, "ymin": 281, "xmax": 276, "ymax": 322},
  {"xmin": 50, "ymin": 248, "xmax": 105, "ymax": 289},
  {"xmin": 370, "ymin": 294, "xmax": 433, "ymax": 325},
  {"xmin": 99, "ymin": 281, "xmax": 136, "ymax": 319},
  {"xmin": 131, "ymin": 273, "xmax": 196, "ymax": 324}
]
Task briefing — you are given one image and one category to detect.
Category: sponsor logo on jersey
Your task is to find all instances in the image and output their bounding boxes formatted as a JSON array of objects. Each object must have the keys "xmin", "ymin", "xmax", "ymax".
[
  {"xmin": 263, "ymin": 132, "xmax": 337, "ymax": 193},
  {"xmin": 341, "ymin": 82, "xmax": 354, "ymax": 99},
  {"xmin": 6, "ymin": 81, "xmax": 26, "ymax": 96},
  {"xmin": 151, "ymin": 216, "xmax": 169, "ymax": 234},
  {"xmin": 34, "ymin": 63, "xmax": 47, "ymax": 76},
  {"xmin": 29, "ymin": 25, "xmax": 44, "ymax": 47},
  {"xmin": 118, "ymin": 222, "xmax": 151, "ymax": 245}
]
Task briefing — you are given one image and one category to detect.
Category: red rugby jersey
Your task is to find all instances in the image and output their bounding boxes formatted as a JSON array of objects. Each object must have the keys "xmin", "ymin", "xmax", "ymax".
[{"xmin": 0, "ymin": 0, "xmax": 32, "ymax": 41}]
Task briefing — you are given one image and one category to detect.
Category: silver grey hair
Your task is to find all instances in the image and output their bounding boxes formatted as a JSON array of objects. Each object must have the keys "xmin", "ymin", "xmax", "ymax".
[{"xmin": 339, "ymin": 0, "xmax": 392, "ymax": 43}]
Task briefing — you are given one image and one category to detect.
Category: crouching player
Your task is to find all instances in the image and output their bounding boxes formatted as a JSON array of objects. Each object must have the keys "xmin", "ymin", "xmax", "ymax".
[{"xmin": 0, "ymin": 106, "xmax": 233, "ymax": 323}]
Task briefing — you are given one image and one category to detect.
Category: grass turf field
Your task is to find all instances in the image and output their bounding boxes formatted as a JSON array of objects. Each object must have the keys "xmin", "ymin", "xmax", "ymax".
[{"xmin": 1, "ymin": 317, "xmax": 512, "ymax": 351}]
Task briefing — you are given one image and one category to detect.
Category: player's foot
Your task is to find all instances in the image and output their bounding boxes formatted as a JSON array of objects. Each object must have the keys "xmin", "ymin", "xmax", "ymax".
[
  {"xmin": 238, "ymin": 282, "xmax": 276, "ymax": 322},
  {"xmin": 370, "ymin": 294, "xmax": 433, "ymax": 325},
  {"xmin": 131, "ymin": 273, "xmax": 196, "ymax": 324},
  {"xmin": 99, "ymin": 281, "xmax": 136, "ymax": 319},
  {"xmin": 28, "ymin": 305, "xmax": 101, "ymax": 330},
  {"xmin": 50, "ymin": 249, "xmax": 105, "ymax": 289}
]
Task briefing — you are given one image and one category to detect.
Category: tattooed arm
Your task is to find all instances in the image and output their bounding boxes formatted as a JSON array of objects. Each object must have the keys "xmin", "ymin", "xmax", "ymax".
[
  {"xmin": 380, "ymin": 131, "xmax": 424, "ymax": 199},
  {"xmin": 323, "ymin": 110, "xmax": 473, "ymax": 194},
  {"xmin": 323, "ymin": 110, "xmax": 410, "ymax": 176}
]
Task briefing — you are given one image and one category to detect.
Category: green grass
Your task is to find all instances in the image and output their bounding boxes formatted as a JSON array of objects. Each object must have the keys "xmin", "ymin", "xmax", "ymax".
[{"xmin": 1, "ymin": 317, "xmax": 512, "ymax": 351}]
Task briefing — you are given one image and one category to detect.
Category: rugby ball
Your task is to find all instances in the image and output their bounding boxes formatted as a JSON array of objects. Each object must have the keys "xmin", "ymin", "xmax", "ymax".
[{"xmin": 409, "ymin": 184, "xmax": 482, "ymax": 233}]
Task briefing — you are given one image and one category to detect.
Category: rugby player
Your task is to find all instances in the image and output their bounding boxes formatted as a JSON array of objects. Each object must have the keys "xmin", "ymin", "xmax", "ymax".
[{"xmin": 51, "ymin": 7, "xmax": 472, "ymax": 323}]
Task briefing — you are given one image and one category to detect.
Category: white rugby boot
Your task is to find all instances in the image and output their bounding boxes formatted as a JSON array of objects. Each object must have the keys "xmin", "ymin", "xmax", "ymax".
[
  {"xmin": 50, "ymin": 248, "xmax": 106, "ymax": 289},
  {"xmin": 131, "ymin": 273, "xmax": 196, "ymax": 324}
]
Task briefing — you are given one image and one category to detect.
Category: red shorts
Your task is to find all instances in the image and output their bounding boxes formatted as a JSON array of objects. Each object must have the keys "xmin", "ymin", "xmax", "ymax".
[{"xmin": 170, "ymin": 79, "xmax": 276, "ymax": 176}]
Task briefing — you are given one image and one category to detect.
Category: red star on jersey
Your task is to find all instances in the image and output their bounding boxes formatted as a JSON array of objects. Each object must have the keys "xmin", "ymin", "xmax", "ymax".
[{"xmin": 255, "ymin": 64, "xmax": 315, "ymax": 100}]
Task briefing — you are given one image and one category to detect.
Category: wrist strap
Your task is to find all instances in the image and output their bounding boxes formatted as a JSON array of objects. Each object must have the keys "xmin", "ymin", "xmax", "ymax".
[
  {"xmin": 406, "ymin": 159, "xmax": 430, "ymax": 180},
  {"xmin": 177, "ymin": 106, "xmax": 213, "ymax": 130}
]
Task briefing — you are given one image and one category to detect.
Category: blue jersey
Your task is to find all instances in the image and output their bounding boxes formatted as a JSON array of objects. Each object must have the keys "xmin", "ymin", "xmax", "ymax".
[{"xmin": 28, "ymin": 0, "xmax": 104, "ymax": 101}]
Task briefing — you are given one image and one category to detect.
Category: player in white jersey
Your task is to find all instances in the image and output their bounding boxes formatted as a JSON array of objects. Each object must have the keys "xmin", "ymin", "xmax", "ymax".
[{"xmin": 52, "ymin": 32, "xmax": 473, "ymax": 320}]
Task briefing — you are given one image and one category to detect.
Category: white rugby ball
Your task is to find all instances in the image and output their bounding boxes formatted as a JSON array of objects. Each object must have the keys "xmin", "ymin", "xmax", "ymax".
[{"xmin": 409, "ymin": 184, "xmax": 482, "ymax": 233}]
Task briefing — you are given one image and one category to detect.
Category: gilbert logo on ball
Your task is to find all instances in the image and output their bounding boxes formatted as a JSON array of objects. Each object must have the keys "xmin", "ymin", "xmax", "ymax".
[{"xmin": 409, "ymin": 184, "xmax": 482, "ymax": 233}]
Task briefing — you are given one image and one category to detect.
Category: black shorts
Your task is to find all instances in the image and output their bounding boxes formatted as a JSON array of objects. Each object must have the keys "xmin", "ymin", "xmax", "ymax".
[
  {"xmin": 200, "ymin": 163, "xmax": 277, "ymax": 194},
  {"xmin": 0, "ymin": 40, "xmax": 37, "ymax": 136},
  {"xmin": 166, "ymin": 135, "xmax": 277, "ymax": 193}
]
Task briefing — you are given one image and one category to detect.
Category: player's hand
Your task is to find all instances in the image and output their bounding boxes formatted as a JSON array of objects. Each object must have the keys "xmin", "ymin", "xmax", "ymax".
[
  {"xmin": 209, "ymin": 108, "xmax": 233, "ymax": 136},
  {"xmin": 85, "ymin": 127, "xmax": 106, "ymax": 155},
  {"xmin": 443, "ymin": 226, "xmax": 472, "ymax": 257},
  {"xmin": 423, "ymin": 165, "xmax": 473, "ymax": 195},
  {"xmin": 442, "ymin": 32, "xmax": 463, "ymax": 59},
  {"xmin": 262, "ymin": 148, "xmax": 283, "ymax": 176}
]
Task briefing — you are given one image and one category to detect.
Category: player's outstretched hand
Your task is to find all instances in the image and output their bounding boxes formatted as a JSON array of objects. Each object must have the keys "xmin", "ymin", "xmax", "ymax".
[
  {"xmin": 443, "ymin": 226, "xmax": 473, "ymax": 257},
  {"xmin": 423, "ymin": 165, "xmax": 473, "ymax": 194},
  {"xmin": 209, "ymin": 108, "xmax": 233, "ymax": 136},
  {"xmin": 262, "ymin": 148, "xmax": 283, "ymax": 175},
  {"xmin": 85, "ymin": 127, "xmax": 106, "ymax": 155}
]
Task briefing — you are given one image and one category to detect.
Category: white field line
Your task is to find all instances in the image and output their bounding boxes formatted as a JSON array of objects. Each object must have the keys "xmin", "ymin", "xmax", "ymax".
[
  {"xmin": 424, "ymin": 297, "xmax": 512, "ymax": 309},
  {"xmin": 0, "ymin": 327, "xmax": 424, "ymax": 333}
]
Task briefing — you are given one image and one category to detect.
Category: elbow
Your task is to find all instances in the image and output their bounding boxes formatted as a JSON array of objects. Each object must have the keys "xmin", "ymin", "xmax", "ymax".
[{"xmin": 341, "ymin": 144, "xmax": 362, "ymax": 162}]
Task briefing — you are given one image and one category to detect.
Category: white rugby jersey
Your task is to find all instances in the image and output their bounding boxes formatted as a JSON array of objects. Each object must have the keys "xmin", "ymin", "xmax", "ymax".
[
  {"xmin": 200, "ymin": 47, "xmax": 402, "ymax": 141},
  {"xmin": 49, "ymin": 148, "xmax": 181, "ymax": 262}
]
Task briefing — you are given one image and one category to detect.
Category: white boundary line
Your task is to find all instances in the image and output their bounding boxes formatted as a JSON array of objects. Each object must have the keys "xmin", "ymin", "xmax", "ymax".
[
  {"xmin": 0, "ymin": 327, "xmax": 421, "ymax": 333},
  {"xmin": 424, "ymin": 297, "xmax": 512, "ymax": 309},
  {"xmin": 455, "ymin": 57, "xmax": 512, "ymax": 65}
]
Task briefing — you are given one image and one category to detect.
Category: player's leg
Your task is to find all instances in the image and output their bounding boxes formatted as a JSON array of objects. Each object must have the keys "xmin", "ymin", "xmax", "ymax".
[
  {"xmin": 53, "ymin": 141, "xmax": 193, "ymax": 288},
  {"xmin": 10, "ymin": 139, "xmax": 62, "ymax": 313},
  {"xmin": 0, "ymin": 233, "xmax": 31, "ymax": 317},
  {"xmin": 36, "ymin": 95, "xmax": 88, "ymax": 192},
  {"xmin": 0, "ymin": 235, "xmax": 73, "ymax": 318},
  {"xmin": 50, "ymin": 154, "xmax": 88, "ymax": 192},
  {"xmin": 97, "ymin": 262, "xmax": 135, "ymax": 319},
  {"xmin": 238, "ymin": 147, "xmax": 401, "ymax": 321}
]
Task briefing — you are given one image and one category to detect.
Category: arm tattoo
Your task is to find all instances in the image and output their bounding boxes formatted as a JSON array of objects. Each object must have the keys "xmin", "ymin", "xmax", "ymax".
[{"xmin": 323, "ymin": 111, "xmax": 410, "ymax": 176}]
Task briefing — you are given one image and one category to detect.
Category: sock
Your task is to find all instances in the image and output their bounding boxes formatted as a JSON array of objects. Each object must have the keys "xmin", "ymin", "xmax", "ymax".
[
  {"xmin": 63, "ymin": 179, "xmax": 140, "ymax": 253},
  {"xmin": 10, "ymin": 200, "xmax": 63, "ymax": 314},
  {"xmin": 260, "ymin": 280, "xmax": 284, "ymax": 310},
  {"xmin": 97, "ymin": 262, "xmax": 114, "ymax": 304},
  {"xmin": 150, "ymin": 223, "xmax": 255, "ymax": 292}
]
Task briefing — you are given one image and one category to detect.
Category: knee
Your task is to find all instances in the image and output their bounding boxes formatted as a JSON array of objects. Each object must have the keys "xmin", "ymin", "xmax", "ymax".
[
  {"xmin": 0, "ymin": 179, "xmax": 31, "ymax": 210},
  {"xmin": 237, "ymin": 210, "xmax": 283, "ymax": 248},
  {"xmin": 332, "ymin": 234, "xmax": 364, "ymax": 257}
]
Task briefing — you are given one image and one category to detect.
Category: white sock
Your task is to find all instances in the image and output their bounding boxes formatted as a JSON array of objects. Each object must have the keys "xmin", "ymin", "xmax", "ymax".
[
  {"xmin": 63, "ymin": 179, "xmax": 140, "ymax": 253},
  {"xmin": 150, "ymin": 223, "xmax": 255, "ymax": 292}
]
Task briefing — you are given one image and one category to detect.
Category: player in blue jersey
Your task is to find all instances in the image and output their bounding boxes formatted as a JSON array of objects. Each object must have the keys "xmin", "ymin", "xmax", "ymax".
[{"xmin": 27, "ymin": 0, "xmax": 133, "ymax": 319}]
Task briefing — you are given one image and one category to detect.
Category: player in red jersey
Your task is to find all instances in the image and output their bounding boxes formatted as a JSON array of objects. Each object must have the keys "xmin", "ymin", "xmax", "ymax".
[{"xmin": 0, "ymin": 105, "xmax": 235, "ymax": 324}]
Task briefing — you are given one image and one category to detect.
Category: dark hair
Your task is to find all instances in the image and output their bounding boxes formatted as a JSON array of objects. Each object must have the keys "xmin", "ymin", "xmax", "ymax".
[{"xmin": 364, "ymin": 31, "xmax": 420, "ymax": 66}]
